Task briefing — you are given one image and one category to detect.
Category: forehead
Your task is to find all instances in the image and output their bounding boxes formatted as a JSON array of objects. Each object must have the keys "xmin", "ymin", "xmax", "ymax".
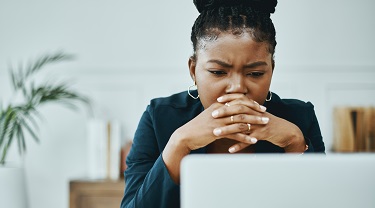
[{"xmin": 196, "ymin": 32, "xmax": 271, "ymax": 61}]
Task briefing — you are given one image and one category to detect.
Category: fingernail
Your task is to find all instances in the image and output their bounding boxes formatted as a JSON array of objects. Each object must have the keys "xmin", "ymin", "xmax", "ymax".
[
  {"xmin": 212, "ymin": 110, "xmax": 219, "ymax": 118},
  {"xmin": 260, "ymin": 105, "xmax": 267, "ymax": 111},
  {"xmin": 261, "ymin": 117, "xmax": 269, "ymax": 123},
  {"xmin": 247, "ymin": 137, "xmax": 257, "ymax": 143},
  {"xmin": 213, "ymin": 128, "xmax": 221, "ymax": 136},
  {"xmin": 228, "ymin": 147, "xmax": 236, "ymax": 153},
  {"xmin": 217, "ymin": 97, "xmax": 223, "ymax": 102}
]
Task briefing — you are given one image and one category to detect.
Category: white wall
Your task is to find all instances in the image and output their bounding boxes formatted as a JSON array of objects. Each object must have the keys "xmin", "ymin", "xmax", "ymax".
[{"xmin": 0, "ymin": 1, "xmax": 374, "ymax": 208}]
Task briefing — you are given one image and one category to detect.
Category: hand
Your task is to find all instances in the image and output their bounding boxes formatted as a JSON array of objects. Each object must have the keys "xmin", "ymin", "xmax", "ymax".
[
  {"xmin": 251, "ymin": 112, "xmax": 306, "ymax": 152},
  {"xmin": 172, "ymin": 99, "xmax": 265, "ymax": 151},
  {"xmin": 215, "ymin": 94, "xmax": 306, "ymax": 153}
]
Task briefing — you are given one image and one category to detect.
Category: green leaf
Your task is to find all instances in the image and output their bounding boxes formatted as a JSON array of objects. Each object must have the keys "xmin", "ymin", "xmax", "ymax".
[
  {"xmin": 17, "ymin": 123, "xmax": 26, "ymax": 154},
  {"xmin": 9, "ymin": 66, "xmax": 18, "ymax": 90},
  {"xmin": 26, "ymin": 51, "xmax": 74, "ymax": 77},
  {"xmin": 16, "ymin": 123, "xmax": 24, "ymax": 154},
  {"xmin": 0, "ymin": 108, "xmax": 17, "ymax": 163},
  {"xmin": 23, "ymin": 110, "xmax": 40, "ymax": 131},
  {"xmin": 20, "ymin": 116, "xmax": 39, "ymax": 143},
  {"xmin": 0, "ymin": 107, "xmax": 15, "ymax": 149},
  {"xmin": 0, "ymin": 112, "xmax": 6, "ymax": 149}
]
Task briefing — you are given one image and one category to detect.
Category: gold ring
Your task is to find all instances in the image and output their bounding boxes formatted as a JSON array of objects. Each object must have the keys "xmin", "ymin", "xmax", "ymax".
[
  {"xmin": 247, "ymin": 123, "xmax": 251, "ymax": 131},
  {"xmin": 225, "ymin": 102, "xmax": 230, "ymax": 107},
  {"xmin": 230, "ymin": 115, "xmax": 234, "ymax": 123}
]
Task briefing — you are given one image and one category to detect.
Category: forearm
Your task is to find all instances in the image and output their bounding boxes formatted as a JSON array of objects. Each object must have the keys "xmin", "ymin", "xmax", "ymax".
[
  {"xmin": 284, "ymin": 124, "xmax": 307, "ymax": 153},
  {"xmin": 162, "ymin": 129, "xmax": 191, "ymax": 184}
]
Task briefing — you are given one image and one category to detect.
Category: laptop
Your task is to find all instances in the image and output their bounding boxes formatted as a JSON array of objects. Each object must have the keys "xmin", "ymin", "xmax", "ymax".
[{"xmin": 180, "ymin": 154, "xmax": 375, "ymax": 208}]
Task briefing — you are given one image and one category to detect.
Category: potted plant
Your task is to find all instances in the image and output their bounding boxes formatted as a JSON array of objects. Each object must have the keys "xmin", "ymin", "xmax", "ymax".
[{"xmin": 0, "ymin": 51, "xmax": 89, "ymax": 208}]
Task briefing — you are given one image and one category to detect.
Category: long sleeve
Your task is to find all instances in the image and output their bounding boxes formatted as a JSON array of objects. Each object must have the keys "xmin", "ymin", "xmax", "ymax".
[
  {"xmin": 304, "ymin": 102, "xmax": 325, "ymax": 153},
  {"xmin": 120, "ymin": 106, "xmax": 180, "ymax": 208}
]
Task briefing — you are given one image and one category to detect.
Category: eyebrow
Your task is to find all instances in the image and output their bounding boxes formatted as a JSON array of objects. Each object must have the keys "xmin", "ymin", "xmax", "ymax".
[
  {"xmin": 243, "ymin": 61, "xmax": 268, "ymax": 68},
  {"xmin": 207, "ymin": 59, "xmax": 232, "ymax": 67},
  {"xmin": 207, "ymin": 59, "xmax": 268, "ymax": 68}
]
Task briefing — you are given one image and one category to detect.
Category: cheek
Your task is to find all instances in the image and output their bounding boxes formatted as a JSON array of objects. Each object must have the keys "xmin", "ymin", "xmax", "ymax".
[{"xmin": 195, "ymin": 73, "xmax": 224, "ymax": 109}]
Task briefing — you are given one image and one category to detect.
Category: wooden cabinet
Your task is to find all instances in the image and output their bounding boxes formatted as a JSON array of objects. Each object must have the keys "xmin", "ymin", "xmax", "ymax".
[{"xmin": 70, "ymin": 180, "xmax": 125, "ymax": 208}]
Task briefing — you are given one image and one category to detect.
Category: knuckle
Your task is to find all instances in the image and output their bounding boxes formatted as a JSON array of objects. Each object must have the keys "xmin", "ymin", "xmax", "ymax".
[
  {"xmin": 237, "ymin": 105, "xmax": 244, "ymax": 111},
  {"xmin": 237, "ymin": 100, "xmax": 246, "ymax": 106},
  {"xmin": 241, "ymin": 134, "xmax": 249, "ymax": 142},
  {"xmin": 238, "ymin": 114, "xmax": 246, "ymax": 121},
  {"xmin": 237, "ymin": 133, "xmax": 247, "ymax": 142},
  {"xmin": 238, "ymin": 123, "xmax": 248, "ymax": 131},
  {"xmin": 222, "ymin": 107, "xmax": 227, "ymax": 114}
]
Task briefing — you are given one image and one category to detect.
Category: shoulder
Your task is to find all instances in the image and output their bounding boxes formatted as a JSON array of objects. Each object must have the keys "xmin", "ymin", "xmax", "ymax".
[
  {"xmin": 266, "ymin": 92, "xmax": 314, "ymax": 112},
  {"xmin": 146, "ymin": 91, "xmax": 203, "ymax": 125},
  {"xmin": 149, "ymin": 90, "xmax": 202, "ymax": 110},
  {"xmin": 145, "ymin": 91, "xmax": 203, "ymax": 144}
]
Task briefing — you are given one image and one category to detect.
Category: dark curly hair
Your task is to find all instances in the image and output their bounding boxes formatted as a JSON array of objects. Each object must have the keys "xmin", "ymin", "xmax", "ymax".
[{"xmin": 191, "ymin": 0, "xmax": 278, "ymax": 65}]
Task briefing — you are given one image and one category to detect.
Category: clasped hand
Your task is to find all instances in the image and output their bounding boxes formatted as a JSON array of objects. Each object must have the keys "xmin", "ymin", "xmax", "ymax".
[{"xmin": 177, "ymin": 93, "xmax": 305, "ymax": 153}]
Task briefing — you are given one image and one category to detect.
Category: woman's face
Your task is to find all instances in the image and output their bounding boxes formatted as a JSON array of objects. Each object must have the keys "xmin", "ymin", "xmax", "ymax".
[{"xmin": 189, "ymin": 32, "xmax": 274, "ymax": 109}]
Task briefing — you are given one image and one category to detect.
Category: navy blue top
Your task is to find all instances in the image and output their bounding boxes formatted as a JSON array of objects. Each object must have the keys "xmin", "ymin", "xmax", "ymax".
[{"xmin": 120, "ymin": 91, "xmax": 325, "ymax": 208}]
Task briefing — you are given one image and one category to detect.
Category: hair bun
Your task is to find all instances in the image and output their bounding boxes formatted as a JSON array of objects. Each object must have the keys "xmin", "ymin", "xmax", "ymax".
[{"xmin": 193, "ymin": 0, "xmax": 277, "ymax": 14}]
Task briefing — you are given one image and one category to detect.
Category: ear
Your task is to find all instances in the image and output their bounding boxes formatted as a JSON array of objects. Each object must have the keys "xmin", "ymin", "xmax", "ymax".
[{"xmin": 188, "ymin": 57, "xmax": 196, "ymax": 82}]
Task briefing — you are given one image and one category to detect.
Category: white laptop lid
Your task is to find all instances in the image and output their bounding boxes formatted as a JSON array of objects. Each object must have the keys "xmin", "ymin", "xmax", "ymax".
[{"xmin": 180, "ymin": 154, "xmax": 375, "ymax": 208}]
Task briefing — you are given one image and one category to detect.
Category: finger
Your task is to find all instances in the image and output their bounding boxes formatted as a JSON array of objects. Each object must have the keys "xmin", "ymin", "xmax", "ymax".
[
  {"xmin": 224, "ymin": 114, "xmax": 270, "ymax": 125},
  {"xmin": 224, "ymin": 133, "xmax": 258, "ymax": 147},
  {"xmin": 228, "ymin": 142, "xmax": 252, "ymax": 153},
  {"xmin": 212, "ymin": 104, "xmax": 266, "ymax": 118},
  {"xmin": 227, "ymin": 99, "xmax": 266, "ymax": 113},
  {"xmin": 217, "ymin": 94, "xmax": 266, "ymax": 113},
  {"xmin": 213, "ymin": 122, "xmax": 263, "ymax": 136},
  {"xmin": 217, "ymin": 93, "xmax": 247, "ymax": 102}
]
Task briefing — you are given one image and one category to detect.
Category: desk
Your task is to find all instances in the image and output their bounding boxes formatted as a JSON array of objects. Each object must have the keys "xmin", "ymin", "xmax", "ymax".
[{"xmin": 69, "ymin": 179, "xmax": 125, "ymax": 208}]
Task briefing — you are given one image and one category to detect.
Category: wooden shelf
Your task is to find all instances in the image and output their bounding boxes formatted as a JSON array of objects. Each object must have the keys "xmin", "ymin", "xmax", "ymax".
[{"xmin": 69, "ymin": 179, "xmax": 125, "ymax": 208}]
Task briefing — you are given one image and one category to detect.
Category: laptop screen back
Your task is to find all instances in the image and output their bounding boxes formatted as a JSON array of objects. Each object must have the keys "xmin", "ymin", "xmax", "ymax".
[{"xmin": 180, "ymin": 154, "xmax": 375, "ymax": 208}]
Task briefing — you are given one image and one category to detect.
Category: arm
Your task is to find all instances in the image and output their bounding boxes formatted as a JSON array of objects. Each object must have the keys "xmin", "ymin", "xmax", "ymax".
[
  {"xmin": 273, "ymin": 102, "xmax": 325, "ymax": 153},
  {"xmin": 304, "ymin": 102, "xmax": 325, "ymax": 153},
  {"xmin": 265, "ymin": 102, "xmax": 325, "ymax": 153},
  {"xmin": 120, "ymin": 106, "xmax": 180, "ymax": 208}
]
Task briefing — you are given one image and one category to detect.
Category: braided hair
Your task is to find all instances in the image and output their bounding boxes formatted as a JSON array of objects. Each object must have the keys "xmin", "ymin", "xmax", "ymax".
[{"xmin": 191, "ymin": 0, "xmax": 277, "ymax": 63}]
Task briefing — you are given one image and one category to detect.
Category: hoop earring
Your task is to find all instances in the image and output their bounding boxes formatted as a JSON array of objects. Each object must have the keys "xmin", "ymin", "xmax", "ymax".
[
  {"xmin": 266, "ymin": 91, "xmax": 272, "ymax": 102},
  {"xmin": 188, "ymin": 83, "xmax": 199, "ymax": 99}
]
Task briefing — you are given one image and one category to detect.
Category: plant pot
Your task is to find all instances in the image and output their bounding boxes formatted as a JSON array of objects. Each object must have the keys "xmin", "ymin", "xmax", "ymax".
[{"xmin": 0, "ymin": 165, "xmax": 28, "ymax": 208}]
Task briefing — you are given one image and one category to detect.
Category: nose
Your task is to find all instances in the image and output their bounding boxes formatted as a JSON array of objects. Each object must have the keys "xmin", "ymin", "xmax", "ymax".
[{"xmin": 225, "ymin": 73, "xmax": 248, "ymax": 94}]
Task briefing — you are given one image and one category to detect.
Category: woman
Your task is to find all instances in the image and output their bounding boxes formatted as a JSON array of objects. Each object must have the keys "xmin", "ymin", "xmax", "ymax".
[{"xmin": 121, "ymin": 0, "xmax": 325, "ymax": 207}]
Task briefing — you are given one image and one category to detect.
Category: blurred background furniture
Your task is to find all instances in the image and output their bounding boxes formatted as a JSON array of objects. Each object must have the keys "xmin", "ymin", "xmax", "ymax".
[
  {"xmin": 69, "ymin": 179, "xmax": 124, "ymax": 208},
  {"xmin": 333, "ymin": 107, "xmax": 375, "ymax": 152}
]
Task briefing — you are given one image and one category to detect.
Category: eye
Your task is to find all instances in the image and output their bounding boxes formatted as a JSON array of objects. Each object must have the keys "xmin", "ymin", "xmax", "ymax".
[
  {"xmin": 247, "ymin": 72, "xmax": 264, "ymax": 77},
  {"xmin": 208, "ymin": 70, "xmax": 227, "ymax": 76}
]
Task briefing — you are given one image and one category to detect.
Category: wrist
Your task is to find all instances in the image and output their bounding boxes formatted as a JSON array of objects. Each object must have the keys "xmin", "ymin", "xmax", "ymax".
[
  {"xmin": 284, "ymin": 127, "xmax": 306, "ymax": 153},
  {"xmin": 169, "ymin": 128, "xmax": 192, "ymax": 154}
]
